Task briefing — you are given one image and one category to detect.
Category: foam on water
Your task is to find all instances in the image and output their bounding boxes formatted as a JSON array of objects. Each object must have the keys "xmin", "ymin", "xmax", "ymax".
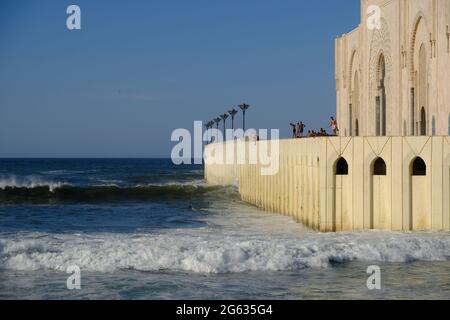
[
  {"xmin": 1, "ymin": 230, "xmax": 449, "ymax": 273},
  {"xmin": 0, "ymin": 175, "xmax": 67, "ymax": 192}
]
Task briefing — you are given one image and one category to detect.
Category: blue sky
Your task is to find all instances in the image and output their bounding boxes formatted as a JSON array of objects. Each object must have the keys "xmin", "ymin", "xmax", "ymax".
[{"xmin": 0, "ymin": 0, "xmax": 360, "ymax": 158}]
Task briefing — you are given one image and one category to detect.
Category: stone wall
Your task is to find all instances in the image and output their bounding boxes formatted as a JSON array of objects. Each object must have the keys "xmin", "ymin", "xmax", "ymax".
[{"xmin": 205, "ymin": 137, "xmax": 450, "ymax": 232}]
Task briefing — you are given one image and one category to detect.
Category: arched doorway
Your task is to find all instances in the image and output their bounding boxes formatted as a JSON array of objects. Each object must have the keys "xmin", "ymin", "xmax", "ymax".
[
  {"xmin": 333, "ymin": 157, "xmax": 352, "ymax": 231},
  {"xmin": 376, "ymin": 54, "xmax": 387, "ymax": 136},
  {"xmin": 336, "ymin": 157, "xmax": 349, "ymax": 175},
  {"xmin": 371, "ymin": 157, "xmax": 390, "ymax": 229},
  {"xmin": 418, "ymin": 44, "xmax": 427, "ymax": 136},
  {"xmin": 410, "ymin": 157, "xmax": 430, "ymax": 230},
  {"xmin": 352, "ymin": 71, "xmax": 360, "ymax": 136}
]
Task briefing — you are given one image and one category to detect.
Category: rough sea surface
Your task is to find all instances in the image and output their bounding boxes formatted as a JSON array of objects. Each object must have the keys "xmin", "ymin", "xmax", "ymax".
[{"xmin": 0, "ymin": 159, "xmax": 449, "ymax": 299}]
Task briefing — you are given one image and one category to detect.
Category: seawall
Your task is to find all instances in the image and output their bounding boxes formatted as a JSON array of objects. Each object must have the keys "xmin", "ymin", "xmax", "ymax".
[{"xmin": 204, "ymin": 136, "xmax": 450, "ymax": 232}]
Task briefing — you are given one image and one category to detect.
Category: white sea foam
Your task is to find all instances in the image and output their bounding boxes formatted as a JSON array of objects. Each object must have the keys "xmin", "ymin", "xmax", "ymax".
[
  {"xmin": 1, "ymin": 231, "xmax": 449, "ymax": 273},
  {"xmin": 0, "ymin": 176, "xmax": 67, "ymax": 192}
]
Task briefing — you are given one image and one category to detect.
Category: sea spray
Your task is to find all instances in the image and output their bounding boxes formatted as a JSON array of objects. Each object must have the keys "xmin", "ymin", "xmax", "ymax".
[{"xmin": 1, "ymin": 231, "xmax": 450, "ymax": 273}]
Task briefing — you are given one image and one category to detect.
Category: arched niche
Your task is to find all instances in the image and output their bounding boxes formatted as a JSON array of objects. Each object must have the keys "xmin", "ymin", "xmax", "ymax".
[
  {"xmin": 375, "ymin": 54, "xmax": 387, "ymax": 136},
  {"xmin": 412, "ymin": 157, "xmax": 427, "ymax": 176},
  {"xmin": 409, "ymin": 156, "xmax": 430, "ymax": 230},
  {"xmin": 333, "ymin": 157, "xmax": 352, "ymax": 231},
  {"xmin": 371, "ymin": 157, "xmax": 390, "ymax": 229},
  {"xmin": 373, "ymin": 157, "xmax": 387, "ymax": 176},
  {"xmin": 335, "ymin": 157, "xmax": 349, "ymax": 175}
]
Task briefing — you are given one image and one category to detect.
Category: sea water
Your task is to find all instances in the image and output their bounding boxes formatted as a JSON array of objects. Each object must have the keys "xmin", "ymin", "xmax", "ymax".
[{"xmin": 0, "ymin": 159, "xmax": 449, "ymax": 300}]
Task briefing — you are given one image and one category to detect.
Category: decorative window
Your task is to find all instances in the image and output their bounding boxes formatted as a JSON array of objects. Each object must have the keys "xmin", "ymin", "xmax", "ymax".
[
  {"xmin": 335, "ymin": 158, "xmax": 349, "ymax": 175},
  {"xmin": 412, "ymin": 157, "xmax": 426, "ymax": 176},
  {"xmin": 373, "ymin": 158, "xmax": 387, "ymax": 176}
]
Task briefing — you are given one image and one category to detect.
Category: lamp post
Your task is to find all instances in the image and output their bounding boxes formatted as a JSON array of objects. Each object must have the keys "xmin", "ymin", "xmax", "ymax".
[
  {"xmin": 239, "ymin": 103, "xmax": 250, "ymax": 131},
  {"xmin": 220, "ymin": 113, "xmax": 229, "ymax": 138},
  {"xmin": 209, "ymin": 121, "xmax": 215, "ymax": 143},
  {"xmin": 228, "ymin": 108, "xmax": 238, "ymax": 130},
  {"xmin": 214, "ymin": 117, "xmax": 221, "ymax": 130}
]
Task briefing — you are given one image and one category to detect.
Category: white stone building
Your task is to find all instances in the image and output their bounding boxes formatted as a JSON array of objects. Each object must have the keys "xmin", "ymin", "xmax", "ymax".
[
  {"xmin": 205, "ymin": 0, "xmax": 450, "ymax": 232},
  {"xmin": 336, "ymin": 0, "xmax": 450, "ymax": 137}
]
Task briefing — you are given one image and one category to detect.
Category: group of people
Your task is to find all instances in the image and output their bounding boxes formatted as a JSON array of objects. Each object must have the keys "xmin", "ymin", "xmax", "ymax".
[
  {"xmin": 290, "ymin": 121, "xmax": 306, "ymax": 138},
  {"xmin": 290, "ymin": 117, "xmax": 339, "ymax": 138}
]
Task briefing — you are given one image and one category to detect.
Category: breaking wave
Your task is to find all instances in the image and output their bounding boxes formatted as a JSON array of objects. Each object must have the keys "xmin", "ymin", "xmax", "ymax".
[
  {"xmin": 0, "ymin": 176, "xmax": 65, "ymax": 192},
  {"xmin": 1, "ymin": 231, "xmax": 449, "ymax": 273},
  {"xmin": 0, "ymin": 183, "xmax": 226, "ymax": 204}
]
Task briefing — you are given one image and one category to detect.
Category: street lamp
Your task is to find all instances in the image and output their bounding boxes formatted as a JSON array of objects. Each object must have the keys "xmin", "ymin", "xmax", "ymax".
[
  {"xmin": 239, "ymin": 103, "xmax": 250, "ymax": 131},
  {"xmin": 228, "ymin": 108, "xmax": 238, "ymax": 130},
  {"xmin": 208, "ymin": 121, "xmax": 214, "ymax": 143},
  {"xmin": 220, "ymin": 113, "xmax": 229, "ymax": 136},
  {"xmin": 214, "ymin": 117, "xmax": 221, "ymax": 130}
]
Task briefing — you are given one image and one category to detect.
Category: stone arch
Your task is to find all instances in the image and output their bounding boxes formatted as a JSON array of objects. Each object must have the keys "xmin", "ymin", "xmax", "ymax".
[
  {"xmin": 420, "ymin": 107, "xmax": 427, "ymax": 136},
  {"xmin": 348, "ymin": 48, "xmax": 359, "ymax": 91},
  {"xmin": 375, "ymin": 53, "xmax": 387, "ymax": 136},
  {"xmin": 333, "ymin": 156, "xmax": 352, "ymax": 231},
  {"xmin": 371, "ymin": 157, "xmax": 390, "ymax": 229},
  {"xmin": 372, "ymin": 157, "xmax": 387, "ymax": 176},
  {"xmin": 370, "ymin": 18, "xmax": 393, "ymax": 84},
  {"xmin": 418, "ymin": 44, "xmax": 428, "ymax": 136},
  {"xmin": 410, "ymin": 13, "xmax": 430, "ymax": 136},
  {"xmin": 410, "ymin": 13, "xmax": 428, "ymax": 81},
  {"xmin": 349, "ymin": 49, "xmax": 361, "ymax": 136},
  {"xmin": 369, "ymin": 18, "xmax": 392, "ymax": 136},
  {"xmin": 409, "ymin": 156, "xmax": 430, "ymax": 230},
  {"xmin": 335, "ymin": 157, "xmax": 349, "ymax": 175},
  {"xmin": 352, "ymin": 71, "xmax": 360, "ymax": 136},
  {"xmin": 377, "ymin": 53, "xmax": 386, "ymax": 83},
  {"xmin": 411, "ymin": 157, "xmax": 427, "ymax": 176}
]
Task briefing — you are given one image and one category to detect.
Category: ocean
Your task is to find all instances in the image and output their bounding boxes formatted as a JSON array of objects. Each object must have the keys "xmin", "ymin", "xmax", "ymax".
[{"xmin": 0, "ymin": 158, "xmax": 449, "ymax": 300}]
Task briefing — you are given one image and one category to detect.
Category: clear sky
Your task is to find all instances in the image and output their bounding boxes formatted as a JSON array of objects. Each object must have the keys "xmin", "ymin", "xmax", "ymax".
[{"xmin": 0, "ymin": 0, "xmax": 360, "ymax": 158}]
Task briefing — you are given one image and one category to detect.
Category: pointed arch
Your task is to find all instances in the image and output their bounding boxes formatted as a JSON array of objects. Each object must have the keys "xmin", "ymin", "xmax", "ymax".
[
  {"xmin": 376, "ymin": 53, "xmax": 387, "ymax": 136},
  {"xmin": 410, "ymin": 12, "xmax": 428, "ymax": 81},
  {"xmin": 411, "ymin": 157, "xmax": 427, "ymax": 176},
  {"xmin": 335, "ymin": 157, "xmax": 349, "ymax": 175},
  {"xmin": 420, "ymin": 107, "xmax": 427, "ymax": 136},
  {"xmin": 372, "ymin": 157, "xmax": 387, "ymax": 176},
  {"xmin": 349, "ymin": 49, "xmax": 360, "ymax": 136}
]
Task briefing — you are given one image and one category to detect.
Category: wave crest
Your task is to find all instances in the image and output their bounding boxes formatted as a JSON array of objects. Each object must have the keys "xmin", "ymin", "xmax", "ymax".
[
  {"xmin": 1, "ymin": 232, "xmax": 449, "ymax": 273},
  {"xmin": 0, "ymin": 176, "xmax": 66, "ymax": 192},
  {"xmin": 0, "ymin": 182, "xmax": 231, "ymax": 203}
]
